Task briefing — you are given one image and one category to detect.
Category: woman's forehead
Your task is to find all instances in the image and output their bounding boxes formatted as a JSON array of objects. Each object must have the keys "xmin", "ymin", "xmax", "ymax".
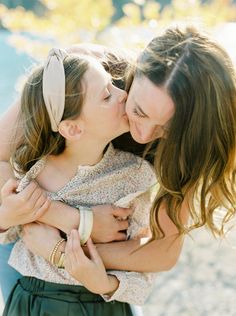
[{"xmin": 83, "ymin": 60, "xmax": 110, "ymax": 98}]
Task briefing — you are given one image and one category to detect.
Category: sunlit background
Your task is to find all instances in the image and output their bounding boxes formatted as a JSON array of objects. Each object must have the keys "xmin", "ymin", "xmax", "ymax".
[{"xmin": 0, "ymin": 1, "xmax": 236, "ymax": 315}]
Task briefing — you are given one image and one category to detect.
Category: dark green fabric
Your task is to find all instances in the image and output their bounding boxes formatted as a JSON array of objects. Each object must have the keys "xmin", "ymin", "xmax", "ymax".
[{"xmin": 3, "ymin": 277, "xmax": 133, "ymax": 316}]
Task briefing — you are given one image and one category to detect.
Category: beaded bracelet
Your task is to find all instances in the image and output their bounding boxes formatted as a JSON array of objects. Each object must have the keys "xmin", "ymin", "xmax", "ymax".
[
  {"xmin": 56, "ymin": 252, "xmax": 65, "ymax": 269},
  {"xmin": 49, "ymin": 238, "xmax": 65, "ymax": 265},
  {"xmin": 78, "ymin": 206, "xmax": 93, "ymax": 245}
]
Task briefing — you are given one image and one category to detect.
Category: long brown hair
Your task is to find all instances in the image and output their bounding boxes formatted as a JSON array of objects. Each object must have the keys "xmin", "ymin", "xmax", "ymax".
[
  {"xmin": 13, "ymin": 56, "xmax": 89, "ymax": 174},
  {"xmin": 137, "ymin": 26, "xmax": 236, "ymax": 238}
]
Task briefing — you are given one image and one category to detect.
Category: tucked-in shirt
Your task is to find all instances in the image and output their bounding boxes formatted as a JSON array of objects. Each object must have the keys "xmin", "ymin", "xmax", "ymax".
[{"xmin": 0, "ymin": 144, "xmax": 157, "ymax": 305}]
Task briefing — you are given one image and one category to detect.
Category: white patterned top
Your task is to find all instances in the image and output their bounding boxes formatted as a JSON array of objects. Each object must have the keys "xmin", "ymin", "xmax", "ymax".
[{"xmin": 0, "ymin": 143, "xmax": 157, "ymax": 305}]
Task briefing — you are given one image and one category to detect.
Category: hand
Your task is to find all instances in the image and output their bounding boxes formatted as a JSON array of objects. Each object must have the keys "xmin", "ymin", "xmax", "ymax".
[
  {"xmin": 22, "ymin": 222, "xmax": 62, "ymax": 260},
  {"xmin": 65, "ymin": 229, "xmax": 119, "ymax": 295},
  {"xmin": 0, "ymin": 179, "xmax": 50, "ymax": 230},
  {"xmin": 91, "ymin": 204, "xmax": 133, "ymax": 243}
]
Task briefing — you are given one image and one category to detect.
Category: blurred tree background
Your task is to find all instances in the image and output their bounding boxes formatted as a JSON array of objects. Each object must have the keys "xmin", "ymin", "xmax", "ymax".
[
  {"xmin": 0, "ymin": 0, "xmax": 236, "ymax": 59},
  {"xmin": 1, "ymin": 2, "xmax": 236, "ymax": 316}
]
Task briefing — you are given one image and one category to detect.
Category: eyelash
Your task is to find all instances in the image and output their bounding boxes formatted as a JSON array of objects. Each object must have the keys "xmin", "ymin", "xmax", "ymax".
[
  {"xmin": 104, "ymin": 93, "xmax": 111, "ymax": 101},
  {"xmin": 133, "ymin": 108, "xmax": 146, "ymax": 118}
]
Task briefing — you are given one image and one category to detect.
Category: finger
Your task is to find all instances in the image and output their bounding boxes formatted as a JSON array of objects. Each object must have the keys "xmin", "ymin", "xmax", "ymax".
[
  {"xmin": 32, "ymin": 198, "xmax": 51, "ymax": 220},
  {"xmin": 112, "ymin": 207, "xmax": 133, "ymax": 218},
  {"xmin": 117, "ymin": 219, "xmax": 129, "ymax": 231},
  {"xmin": 65, "ymin": 230, "xmax": 82, "ymax": 265},
  {"xmin": 18, "ymin": 181, "xmax": 39, "ymax": 200},
  {"xmin": 66, "ymin": 230, "xmax": 85, "ymax": 273},
  {"xmin": 30, "ymin": 188, "xmax": 46, "ymax": 204},
  {"xmin": 114, "ymin": 232, "xmax": 127, "ymax": 241},
  {"xmin": 1, "ymin": 178, "xmax": 18, "ymax": 197},
  {"xmin": 26, "ymin": 188, "xmax": 47, "ymax": 212},
  {"xmin": 86, "ymin": 238, "xmax": 102, "ymax": 264},
  {"xmin": 29, "ymin": 186, "xmax": 42, "ymax": 198},
  {"xmin": 64, "ymin": 236, "xmax": 74, "ymax": 272},
  {"xmin": 71, "ymin": 230, "xmax": 84, "ymax": 259},
  {"xmin": 65, "ymin": 231, "xmax": 73, "ymax": 256}
]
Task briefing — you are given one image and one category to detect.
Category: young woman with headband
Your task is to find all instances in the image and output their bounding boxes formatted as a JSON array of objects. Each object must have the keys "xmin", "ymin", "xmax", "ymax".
[{"xmin": 0, "ymin": 48, "xmax": 159, "ymax": 315}]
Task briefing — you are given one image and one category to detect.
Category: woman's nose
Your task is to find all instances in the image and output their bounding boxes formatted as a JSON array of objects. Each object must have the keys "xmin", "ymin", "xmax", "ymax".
[{"xmin": 140, "ymin": 126, "xmax": 163, "ymax": 142}]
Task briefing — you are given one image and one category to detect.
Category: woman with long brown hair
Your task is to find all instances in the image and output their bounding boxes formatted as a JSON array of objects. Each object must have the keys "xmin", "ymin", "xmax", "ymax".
[{"xmin": 0, "ymin": 25, "xmax": 236, "ymax": 310}]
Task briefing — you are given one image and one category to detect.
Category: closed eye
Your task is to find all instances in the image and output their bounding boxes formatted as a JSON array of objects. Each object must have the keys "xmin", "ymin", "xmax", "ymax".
[
  {"xmin": 104, "ymin": 94, "xmax": 111, "ymax": 101},
  {"xmin": 132, "ymin": 107, "xmax": 146, "ymax": 118}
]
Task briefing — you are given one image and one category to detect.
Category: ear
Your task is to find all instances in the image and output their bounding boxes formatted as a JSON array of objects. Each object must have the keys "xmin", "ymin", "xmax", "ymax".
[{"xmin": 58, "ymin": 120, "xmax": 84, "ymax": 140}]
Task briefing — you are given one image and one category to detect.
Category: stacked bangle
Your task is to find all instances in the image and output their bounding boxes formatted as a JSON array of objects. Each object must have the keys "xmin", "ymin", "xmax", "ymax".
[
  {"xmin": 56, "ymin": 252, "xmax": 65, "ymax": 269},
  {"xmin": 49, "ymin": 238, "xmax": 65, "ymax": 265},
  {"xmin": 78, "ymin": 206, "xmax": 93, "ymax": 245}
]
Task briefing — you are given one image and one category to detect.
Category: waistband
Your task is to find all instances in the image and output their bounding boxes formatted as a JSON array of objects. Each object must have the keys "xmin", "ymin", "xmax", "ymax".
[{"xmin": 18, "ymin": 277, "xmax": 104, "ymax": 303}]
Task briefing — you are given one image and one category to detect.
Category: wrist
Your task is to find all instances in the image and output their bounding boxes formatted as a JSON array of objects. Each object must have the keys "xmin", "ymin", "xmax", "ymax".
[
  {"xmin": 0, "ymin": 208, "xmax": 10, "ymax": 231},
  {"xmin": 64, "ymin": 206, "xmax": 80, "ymax": 234},
  {"xmin": 104, "ymin": 275, "xmax": 119, "ymax": 296}
]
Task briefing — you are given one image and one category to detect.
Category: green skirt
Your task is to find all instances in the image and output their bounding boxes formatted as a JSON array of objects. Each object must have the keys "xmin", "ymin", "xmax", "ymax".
[{"xmin": 3, "ymin": 276, "xmax": 133, "ymax": 316}]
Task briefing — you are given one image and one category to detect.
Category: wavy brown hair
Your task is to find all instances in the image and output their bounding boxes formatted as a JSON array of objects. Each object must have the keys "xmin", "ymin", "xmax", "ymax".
[
  {"xmin": 12, "ymin": 56, "xmax": 89, "ymax": 174},
  {"xmin": 136, "ymin": 26, "xmax": 236, "ymax": 238}
]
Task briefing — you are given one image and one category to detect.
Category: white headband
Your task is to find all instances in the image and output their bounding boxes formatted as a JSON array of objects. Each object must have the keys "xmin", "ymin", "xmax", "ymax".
[{"xmin": 42, "ymin": 48, "xmax": 68, "ymax": 132}]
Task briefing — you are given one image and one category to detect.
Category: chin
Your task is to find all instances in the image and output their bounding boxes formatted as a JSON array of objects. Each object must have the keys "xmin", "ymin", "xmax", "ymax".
[{"xmin": 130, "ymin": 130, "xmax": 148, "ymax": 144}]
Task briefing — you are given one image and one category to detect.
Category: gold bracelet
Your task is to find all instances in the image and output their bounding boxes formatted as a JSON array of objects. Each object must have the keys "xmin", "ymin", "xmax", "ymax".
[
  {"xmin": 56, "ymin": 252, "xmax": 65, "ymax": 269},
  {"xmin": 49, "ymin": 239, "xmax": 65, "ymax": 265}
]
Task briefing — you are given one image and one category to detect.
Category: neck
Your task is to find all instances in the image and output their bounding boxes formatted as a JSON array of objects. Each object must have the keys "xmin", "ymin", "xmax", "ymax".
[{"xmin": 51, "ymin": 138, "xmax": 109, "ymax": 171}]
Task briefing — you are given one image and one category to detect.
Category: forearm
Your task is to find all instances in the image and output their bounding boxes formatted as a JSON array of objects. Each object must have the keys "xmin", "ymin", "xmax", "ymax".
[
  {"xmin": 0, "ymin": 162, "xmax": 15, "ymax": 203},
  {"xmin": 38, "ymin": 200, "xmax": 80, "ymax": 234},
  {"xmin": 0, "ymin": 161, "xmax": 14, "ymax": 228},
  {"xmin": 0, "ymin": 101, "xmax": 21, "ymax": 203},
  {"xmin": 95, "ymin": 234, "xmax": 184, "ymax": 273}
]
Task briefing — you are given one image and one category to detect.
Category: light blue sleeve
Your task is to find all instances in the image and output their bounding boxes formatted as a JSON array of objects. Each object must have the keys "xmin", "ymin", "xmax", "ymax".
[{"xmin": 0, "ymin": 243, "xmax": 22, "ymax": 303}]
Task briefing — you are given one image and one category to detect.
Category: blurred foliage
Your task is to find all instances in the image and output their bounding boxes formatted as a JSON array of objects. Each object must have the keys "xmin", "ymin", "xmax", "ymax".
[
  {"xmin": 0, "ymin": 0, "xmax": 114, "ymax": 58},
  {"xmin": 0, "ymin": 0, "xmax": 236, "ymax": 58},
  {"xmin": 0, "ymin": 0, "xmax": 46, "ymax": 13},
  {"xmin": 118, "ymin": 0, "xmax": 236, "ymax": 27}
]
